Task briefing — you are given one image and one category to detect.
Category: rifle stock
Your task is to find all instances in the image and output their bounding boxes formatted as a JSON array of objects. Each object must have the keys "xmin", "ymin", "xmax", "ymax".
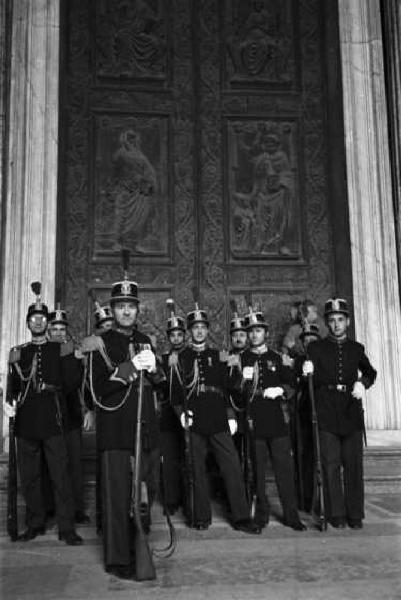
[
  {"xmin": 308, "ymin": 372, "xmax": 327, "ymax": 531},
  {"xmin": 7, "ymin": 415, "xmax": 18, "ymax": 541},
  {"xmin": 132, "ymin": 361, "xmax": 156, "ymax": 581}
]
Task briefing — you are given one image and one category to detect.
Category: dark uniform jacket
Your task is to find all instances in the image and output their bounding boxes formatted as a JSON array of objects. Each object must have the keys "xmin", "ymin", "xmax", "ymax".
[
  {"xmin": 240, "ymin": 347, "xmax": 295, "ymax": 439},
  {"xmin": 7, "ymin": 340, "xmax": 82, "ymax": 440},
  {"xmin": 158, "ymin": 351, "xmax": 183, "ymax": 434},
  {"xmin": 172, "ymin": 346, "xmax": 235, "ymax": 436},
  {"xmin": 307, "ymin": 337, "xmax": 377, "ymax": 435},
  {"xmin": 90, "ymin": 328, "xmax": 165, "ymax": 452}
]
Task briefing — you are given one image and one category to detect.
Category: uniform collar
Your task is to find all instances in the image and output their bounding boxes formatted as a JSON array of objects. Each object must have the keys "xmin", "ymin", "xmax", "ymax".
[
  {"xmin": 327, "ymin": 334, "xmax": 347, "ymax": 344},
  {"xmin": 190, "ymin": 341, "xmax": 207, "ymax": 352},
  {"xmin": 30, "ymin": 336, "xmax": 47, "ymax": 345},
  {"xmin": 250, "ymin": 344, "xmax": 268, "ymax": 355}
]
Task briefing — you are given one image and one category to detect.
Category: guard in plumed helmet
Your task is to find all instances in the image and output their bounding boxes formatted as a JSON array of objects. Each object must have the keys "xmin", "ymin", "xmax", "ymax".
[
  {"xmin": 240, "ymin": 306, "xmax": 306, "ymax": 531},
  {"xmin": 157, "ymin": 299, "xmax": 186, "ymax": 514},
  {"xmin": 94, "ymin": 303, "xmax": 114, "ymax": 332},
  {"xmin": 3, "ymin": 283, "xmax": 83, "ymax": 545},
  {"xmin": 47, "ymin": 305, "xmax": 93, "ymax": 525},
  {"xmin": 170, "ymin": 300, "xmax": 260, "ymax": 534},
  {"xmin": 292, "ymin": 320, "xmax": 322, "ymax": 512},
  {"xmin": 226, "ymin": 301, "xmax": 248, "ymax": 467},
  {"xmin": 88, "ymin": 250, "xmax": 165, "ymax": 580},
  {"xmin": 302, "ymin": 297, "xmax": 376, "ymax": 529},
  {"xmin": 76, "ymin": 292, "xmax": 115, "ymax": 535}
]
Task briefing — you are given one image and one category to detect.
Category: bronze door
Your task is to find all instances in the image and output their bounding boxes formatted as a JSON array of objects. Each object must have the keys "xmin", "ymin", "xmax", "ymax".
[{"xmin": 58, "ymin": 0, "xmax": 351, "ymax": 350}]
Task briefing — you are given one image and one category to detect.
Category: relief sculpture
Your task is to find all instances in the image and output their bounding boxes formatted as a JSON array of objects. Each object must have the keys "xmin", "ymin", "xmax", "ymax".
[
  {"xmin": 94, "ymin": 117, "xmax": 169, "ymax": 256},
  {"xmin": 225, "ymin": 0, "xmax": 295, "ymax": 86},
  {"xmin": 95, "ymin": 0, "xmax": 167, "ymax": 81},
  {"xmin": 228, "ymin": 120, "xmax": 302, "ymax": 259}
]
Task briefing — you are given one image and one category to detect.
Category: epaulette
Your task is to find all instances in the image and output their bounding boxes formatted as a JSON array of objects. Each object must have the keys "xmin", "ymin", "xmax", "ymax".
[
  {"xmin": 8, "ymin": 346, "xmax": 21, "ymax": 364},
  {"xmin": 60, "ymin": 340, "xmax": 75, "ymax": 357}
]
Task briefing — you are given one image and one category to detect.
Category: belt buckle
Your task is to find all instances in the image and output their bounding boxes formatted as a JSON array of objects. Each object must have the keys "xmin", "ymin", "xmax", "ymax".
[{"xmin": 336, "ymin": 384, "xmax": 346, "ymax": 392}]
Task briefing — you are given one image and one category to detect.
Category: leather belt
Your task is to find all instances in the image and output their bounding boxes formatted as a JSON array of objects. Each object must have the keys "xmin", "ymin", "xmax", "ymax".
[
  {"xmin": 325, "ymin": 384, "xmax": 349, "ymax": 392},
  {"xmin": 198, "ymin": 385, "xmax": 223, "ymax": 396},
  {"xmin": 37, "ymin": 383, "xmax": 61, "ymax": 393}
]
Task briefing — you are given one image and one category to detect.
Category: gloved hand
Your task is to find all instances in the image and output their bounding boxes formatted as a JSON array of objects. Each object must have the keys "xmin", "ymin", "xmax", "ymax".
[
  {"xmin": 180, "ymin": 410, "xmax": 194, "ymax": 429},
  {"xmin": 132, "ymin": 349, "xmax": 156, "ymax": 373},
  {"xmin": 74, "ymin": 348, "xmax": 84, "ymax": 360},
  {"xmin": 139, "ymin": 349, "xmax": 156, "ymax": 373},
  {"xmin": 219, "ymin": 350, "xmax": 229, "ymax": 363},
  {"xmin": 3, "ymin": 400, "xmax": 16, "ymax": 419},
  {"xmin": 263, "ymin": 387, "xmax": 284, "ymax": 400},
  {"xmin": 83, "ymin": 410, "xmax": 95, "ymax": 431},
  {"xmin": 282, "ymin": 354, "xmax": 294, "ymax": 368},
  {"xmin": 352, "ymin": 381, "xmax": 365, "ymax": 399},
  {"xmin": 228, "ymin": 418, "xmax": 238, "ymax": 435},
  {"xmin": 243, "ymin": 366, "xmax": 254, "ymax": 380},
  {"xmin": 227, "ymin": 354, "xmax": 241, "ymax": 368},
  {"xmin": 302, "ymin": 360, "xmax": 314, "ymax": 376},
  {"xmin": 168, "ymin": 352, "xmax": 179, "ymax": 368}
]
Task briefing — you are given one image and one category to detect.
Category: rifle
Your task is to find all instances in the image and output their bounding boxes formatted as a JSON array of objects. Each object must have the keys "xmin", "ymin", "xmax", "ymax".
[
  {"xmin": 131, "ymin": 344, "xmax": 156, "ymax": 581},
  {"xmin": 182, "ymin": 383, "xmax": 195, "ymax": 528},
  {"xmin": 243, "ymin": 403, "xmax": 257, "ymax": 520},
  {"xmin": 308, "ymin": 372, "xmax": 327, "ymax": 531},
  {"xmin": 7, "ymin": 412, "xmax": 18, "ymax": 541}
]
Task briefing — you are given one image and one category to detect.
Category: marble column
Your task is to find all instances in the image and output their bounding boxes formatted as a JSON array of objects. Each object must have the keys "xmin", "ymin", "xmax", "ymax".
[
  {"xmin": 0, "ymin": 0, "xmax": 60, "ymax": 443},
  {"xmin": 339, "ymin": 0, "xmax": 401, "ymax": 429}
]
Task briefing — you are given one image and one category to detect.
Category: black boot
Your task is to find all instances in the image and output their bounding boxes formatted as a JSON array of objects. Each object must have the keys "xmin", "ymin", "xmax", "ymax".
[{"xmin": 58, "ymin": 530, "xmax": 83, "ymax": 545}]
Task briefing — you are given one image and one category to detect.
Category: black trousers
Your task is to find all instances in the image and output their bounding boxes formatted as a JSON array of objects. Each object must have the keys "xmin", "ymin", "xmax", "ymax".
[
  {"xmin": 101, "ymin": 448, "xmax": 158, "ymax": 568},
  {"xmin": 319, "ymin": 429, "xmax": 364, "ymax": 520},
  {"xmin": 254, "ymin": 435, "xmax": 300, "ymax": 525},
  {"xmin": 190, "ymin": 431, "xmax": 250, "ymax": 524},
  {"xmin": 17, "ymin": 435, "xmax": 75, "ymax": 533},
  {"xmin": 41, "ymin": 426, "xmax": 85, "ymax": 515},
  {"xmin": 159, "ymin": 430, "xmax": 183, "ymax": 508}
]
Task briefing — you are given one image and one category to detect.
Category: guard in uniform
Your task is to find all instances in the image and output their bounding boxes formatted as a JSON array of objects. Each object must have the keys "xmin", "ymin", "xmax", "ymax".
[
  {"xmin": 303, "ymin": 298, "xmax": 377, "ymax": 529},
  {"xmin": 158, "ymin": 300, "xmax": 185, "ymax": 514},
  {"xmin": 293, "ymin": 322, "xmax": 321, "ymax": 511},
  {"xmin": 78, "ymin": 299, "xmax": 114, "ymax": 535},
  {"xmin": 89, "ymin": 273, "xmax": 165, "ymax": 579},
  {"xmin": 48, "ymin": 306, "xmax": 93, "ymax": 524},
  {"xmin": 241, "ymin": 308, "xmax": 306, "ymax": 531},
  {"xmin": 227, "ymin": 310, "xmax": 248, "ymax": 464},
  {"xmin": 94, "ymin": 303, "xmax": 114, "ymax": 333},
  {"xmin": 172, "ymin": 304, "xmax": 260, "ymax": 534},
  {"xmin": 5, "ymin": 283, "xmax": 83, "ymax": 545}
]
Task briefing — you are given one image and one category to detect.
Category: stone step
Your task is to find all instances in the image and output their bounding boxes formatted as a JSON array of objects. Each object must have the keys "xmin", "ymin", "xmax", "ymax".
[{"xmin": 1, "ymin": 445, "xmax": 401, "ymax": 536}]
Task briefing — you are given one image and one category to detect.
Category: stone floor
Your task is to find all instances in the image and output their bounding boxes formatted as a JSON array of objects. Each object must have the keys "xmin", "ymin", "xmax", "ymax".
[{"xmin": 2, "ymin": 492, "xmax": 401, "ymax": 600}]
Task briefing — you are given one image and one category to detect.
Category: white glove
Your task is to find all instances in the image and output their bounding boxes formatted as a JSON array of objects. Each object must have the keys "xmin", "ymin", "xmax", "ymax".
[
  {"xmin": 140, "ymin": 349, "xmax": 157, "ymax": 373},
  {"xmin": 243, "ymin": 366, "xmax": 254, "ymax": 380},
  {"xmin": 227, "ymin": 354, "xmax": 241, "ymax": 368},
  {"xmin": 83, "ymin": 410, "xmax": 95, "ymax": 431},
  {"xmin": 168, "ymin": 352, "xmax": 179, "ymax": 367},
  {"xmin": 263, "ymin": 387, "xmax": 284, "ymax": 400},
  {"xmin": 180, "ymin": 410, "xmax": 193, "ymax": 429},
  {"xmin": 352, "ymin": 381, "xmax": 365, "ymax": 400},
  {"xmin": 302, "ymin": 360, "xmax": 314, "ymax": 376},
  {"xmin": 228, "ymin": 418, "xmax": 238, "ymax": 435},
  {"xmin": 3, "ymin": 400, "xmax": 16, "ymax": 419},
  {"xmin": 282, "ymin": 354, "xmax": 294, "ymax": 368},
  {"xmin": 132, "ymin": 349, "xmax": 156, "ymax": 372}
]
